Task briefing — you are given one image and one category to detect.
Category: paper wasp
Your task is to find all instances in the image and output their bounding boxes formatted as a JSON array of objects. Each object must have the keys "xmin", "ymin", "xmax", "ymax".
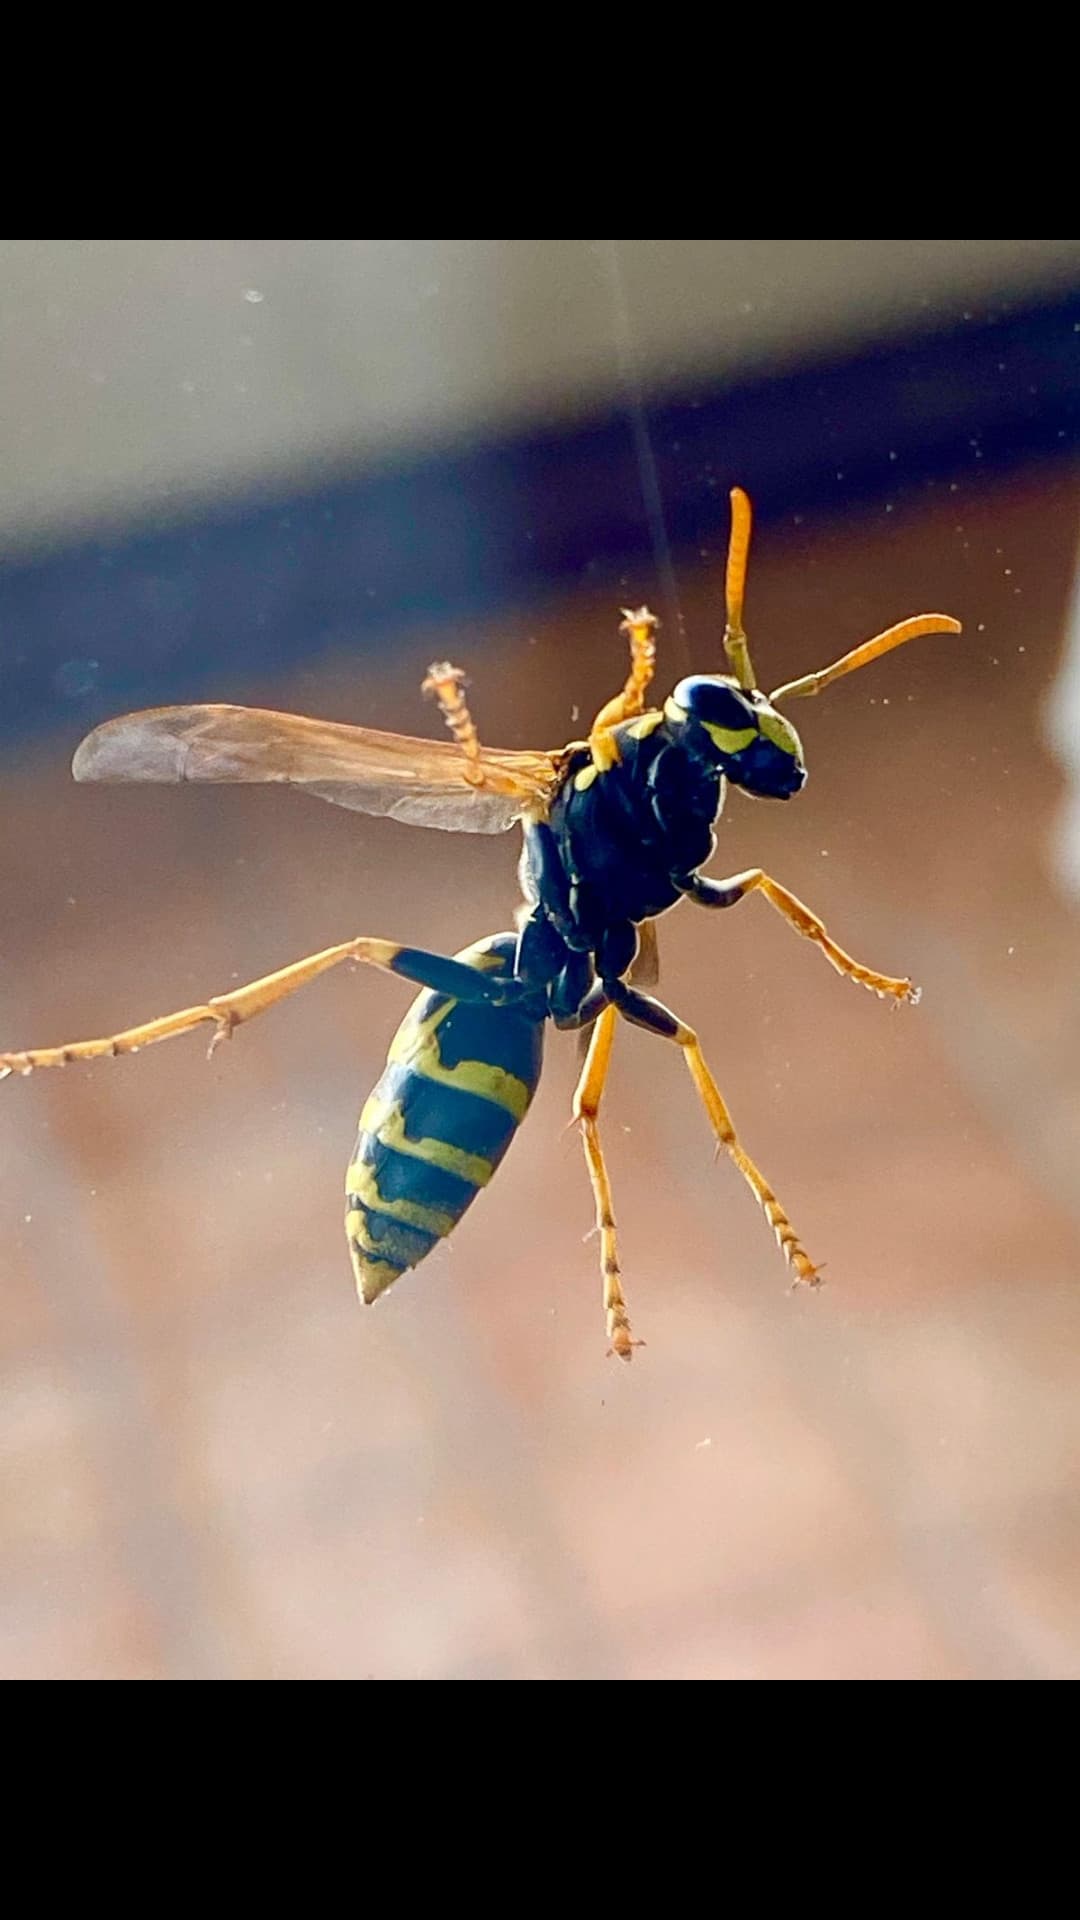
[{"xmin": 1, "ymin": 490, "xmax": 961, "ymax": 1358}]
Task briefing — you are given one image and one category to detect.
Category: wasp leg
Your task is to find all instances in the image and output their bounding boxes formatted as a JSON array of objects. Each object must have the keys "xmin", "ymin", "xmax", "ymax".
[
  {"xmin": 604, "ymin": 979, "xmax": 821, "ymax": 1288},
  {"xmin": 571, "ymin": 1004, "xmax": 640, "ymax": 1361},
  {"xmin": 0, "ymin": 937, "xmax": 528, "ymax": 1079},
  {"xmin": 422, "ymin": 660, "xmax": 486, "ymax": 787},
  {"xmin": 587, "ymin": 606, "xmax": 659, "ymax": 772},
  {"xmin": 677, "ymin": 869, "xmax": 919, "ymax": 1005}
]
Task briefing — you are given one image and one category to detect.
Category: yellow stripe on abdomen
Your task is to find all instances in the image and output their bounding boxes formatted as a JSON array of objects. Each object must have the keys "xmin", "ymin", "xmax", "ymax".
[
  {"xmin": 387, "ymin": 1004, "xmax": 532, "ymax": 1121},
  {"xmin": 357, "ymin": 1085, "xmax": 494, "ymax": 1187},
  {"xmin": 344, "ymin": 1159, "xmax": 457, "ymax": 1239}
]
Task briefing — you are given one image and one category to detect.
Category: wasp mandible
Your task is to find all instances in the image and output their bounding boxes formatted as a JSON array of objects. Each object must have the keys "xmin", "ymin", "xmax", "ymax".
[{"xmin": 1, "ymin": 491, "xmax": 961, "ymax": 1358}]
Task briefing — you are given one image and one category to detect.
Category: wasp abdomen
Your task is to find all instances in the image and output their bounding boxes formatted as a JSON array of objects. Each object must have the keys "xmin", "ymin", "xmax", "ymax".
[{"xmin": 346, "ymin": 941, "xmax": 545, "ymax": 1305}]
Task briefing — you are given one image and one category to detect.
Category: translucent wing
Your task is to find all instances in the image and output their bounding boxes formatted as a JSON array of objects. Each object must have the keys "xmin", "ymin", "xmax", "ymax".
[{"xmin": 72, "ymin": 704, "xmax": 564, "ymax": 834}]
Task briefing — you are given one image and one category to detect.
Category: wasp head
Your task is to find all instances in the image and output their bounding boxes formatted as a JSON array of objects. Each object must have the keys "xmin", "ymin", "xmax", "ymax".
[{"xmin": 666, "ymin": 675, "xmax": 807, "ymax": 800}]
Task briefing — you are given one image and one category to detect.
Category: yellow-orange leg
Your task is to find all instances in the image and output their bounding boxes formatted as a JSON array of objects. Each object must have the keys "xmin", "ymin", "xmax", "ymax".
[
  {"xmin": 0, "ymin": 936, "xmax": 514, "ymax": 1079},
  {"xmin": 682, "ymin": 868, "xmax": 920, "ymax": 1004},
  {"xmin": 422, "ymin": 659, "xmax": 485, "ymax": 786},
  {"xmin": 572, "ymin": 1004, "xmax": 640, "ymax": 1360},
  {"xmin": 607, "ymin": 981, "xmax": 821, "ymax": 1288},
  {"xmin": 588, "ymin": 606, "xmax": 659, "ymax": 772}
]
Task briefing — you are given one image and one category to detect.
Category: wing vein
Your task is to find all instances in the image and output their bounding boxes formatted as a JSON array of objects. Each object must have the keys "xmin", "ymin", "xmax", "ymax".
[{"xmin": 72, "ymin": 703, "xmax": 563, "ymax": 835}]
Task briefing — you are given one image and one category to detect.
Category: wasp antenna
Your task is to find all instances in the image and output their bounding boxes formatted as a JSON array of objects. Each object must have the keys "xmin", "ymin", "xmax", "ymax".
[
  {"xmin": 723, "ymin": 486, "xmax": 757, "ymax": 691},
  {"xmin": 769, "ymin": 614, "xmax": 963, "ymax": 705}
]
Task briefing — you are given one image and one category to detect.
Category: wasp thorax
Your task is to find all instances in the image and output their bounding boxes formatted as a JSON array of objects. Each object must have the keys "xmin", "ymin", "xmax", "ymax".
[{"xmin": 667, "ymin": 675, "xmax": 807, "ymax": 800}]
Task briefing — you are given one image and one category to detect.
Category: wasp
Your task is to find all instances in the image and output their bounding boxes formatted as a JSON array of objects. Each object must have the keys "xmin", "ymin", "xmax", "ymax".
[{"xmin": 1, "ymin": 491, "xmax": 961, "ymax": 1358}]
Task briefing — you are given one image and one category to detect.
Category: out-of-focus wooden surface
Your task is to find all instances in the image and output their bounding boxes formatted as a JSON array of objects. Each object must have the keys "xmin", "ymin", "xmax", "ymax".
[{"xmin": 3, "ymin": 462, "xmax": 1080, "ymax": 1680}]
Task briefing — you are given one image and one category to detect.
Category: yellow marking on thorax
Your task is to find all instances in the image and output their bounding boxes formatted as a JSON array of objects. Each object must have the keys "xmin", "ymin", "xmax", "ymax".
[
  {"xmin": 387, "ymin": 997, "xmax": 531, "ymax": 1121},
  {"xmin": 358, "ymin": 1085, "xmax": 494, "ymax": 1187},
  {"xmin": 344, "ymin": 1160, "xmax": 456, "ymax": 1238},
  {"xmin": 666, "ymin": 694, "xmax": 758, "ymax": 754},
  {"xmin": 584, "ymin": 708, "xmax": 663, "ymax": 781}
]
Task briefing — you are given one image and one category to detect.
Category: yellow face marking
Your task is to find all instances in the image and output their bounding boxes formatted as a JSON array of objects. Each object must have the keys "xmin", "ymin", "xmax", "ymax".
[
  {"xmin": 575, "ymin": 763, "xmax": 600, "ymax": 792},
  {"xmin": 702, "ymin": 721, "xmax": 757, "ymax": 754},
  {"xmin": 757, "ymin": 710, "xmax": 804, "ymax": 760},
  {"xmin": 357, "ymin": 1088, "xmax": 494, "ymax": 1187},
  {"xmin": 345, "ymin": 1161, "xmax": 456, "ymax": 1238},
  {"xmin": 664, "ymin": 693, "xmax": 797, "ymax": 761},
  {"xmin": 626, "ymin": 710, "xmax": 664, "ymax": 741},
  {"xmin": 664, "ymin": 696, "xmax": 755, "ymax": 747}
]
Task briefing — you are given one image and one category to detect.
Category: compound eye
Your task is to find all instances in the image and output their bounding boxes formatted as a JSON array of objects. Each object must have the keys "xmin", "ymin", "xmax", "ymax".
[{"xmin": 673, "ymin": 676, "xmax": 756, "ymax": 730}]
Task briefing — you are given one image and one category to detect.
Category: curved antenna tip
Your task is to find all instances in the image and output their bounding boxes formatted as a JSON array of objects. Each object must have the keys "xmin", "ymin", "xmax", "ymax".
[{"xmin": 770, "ymin": 613, "xmax": 965, "ymax": 705}]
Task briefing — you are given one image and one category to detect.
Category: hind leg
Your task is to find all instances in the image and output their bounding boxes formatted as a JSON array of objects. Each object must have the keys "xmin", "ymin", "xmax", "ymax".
[{"xmin": 1, "ymin": 936, "xmax": 529, "ymax": 1079}]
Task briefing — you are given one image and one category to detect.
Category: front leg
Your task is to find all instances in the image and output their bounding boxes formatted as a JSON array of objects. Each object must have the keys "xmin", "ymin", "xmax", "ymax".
[{"xmin": 676, "ymin": 869, "xmax": 919, "ymax": 1005}]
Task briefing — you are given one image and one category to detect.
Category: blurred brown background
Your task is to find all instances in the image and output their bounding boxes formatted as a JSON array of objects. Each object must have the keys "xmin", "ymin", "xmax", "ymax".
[{"xmin": 2, "ymin": 241, "xmax": 1080, "ymax": 1679}]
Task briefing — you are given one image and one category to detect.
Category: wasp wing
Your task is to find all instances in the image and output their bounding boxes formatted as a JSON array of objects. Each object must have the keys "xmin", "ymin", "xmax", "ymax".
[{"xmin": 72, "ymin": 704, "xmax": 563, "ymax": 834}]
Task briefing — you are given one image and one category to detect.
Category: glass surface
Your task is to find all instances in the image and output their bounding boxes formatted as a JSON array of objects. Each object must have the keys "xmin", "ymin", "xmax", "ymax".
[{"xmin": 1, "ymin": 240, "xmax": 1079, "ymax": 1680}]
